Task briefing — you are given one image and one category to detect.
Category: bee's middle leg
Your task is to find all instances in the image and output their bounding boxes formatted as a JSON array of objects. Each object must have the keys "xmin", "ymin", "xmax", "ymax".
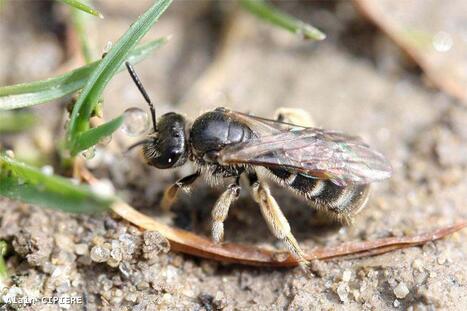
[
  {"xmin": 211, "ymin": 177, "xmax": 241, "ymax": 243},
  {"xmin": 161, "ymin": 172, "xmax": 200, "ymax": 211},
  {"xmin": 250, "ymin": 178, "xmax": 309, "ymax": 268}
]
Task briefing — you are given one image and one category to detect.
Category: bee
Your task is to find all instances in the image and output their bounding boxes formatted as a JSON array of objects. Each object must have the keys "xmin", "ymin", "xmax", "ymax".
[{"xmin": 125, "ymin": 62, "xmax": 392, "ymax": 266}]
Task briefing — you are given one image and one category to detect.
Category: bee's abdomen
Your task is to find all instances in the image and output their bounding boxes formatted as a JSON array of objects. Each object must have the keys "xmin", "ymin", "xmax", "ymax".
[{"xmin": 269, "ymin": 168, "xmax": 370, "ymax": 223}]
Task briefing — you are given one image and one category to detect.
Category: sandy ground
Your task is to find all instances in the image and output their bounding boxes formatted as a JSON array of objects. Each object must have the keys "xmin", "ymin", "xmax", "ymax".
[{"xmin": 0, "ymin": 1, "xmax": 466, "ymax": 310}]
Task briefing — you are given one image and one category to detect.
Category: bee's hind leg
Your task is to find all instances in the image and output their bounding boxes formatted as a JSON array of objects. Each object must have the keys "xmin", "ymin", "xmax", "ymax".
[
  {"xmin": 211, "ymin": 178, "xmax": 241, "ymax": 243},
  {"xmin": 161, "ymin": 172, "xmax": 200, "ymax": 211},
  {"xmin": 274, "ymin": 107, "xmax": 314, "ymax": 127},
  {"xmin": 250, "ymin": 179, "xmax": 309, "ymax": 269}
]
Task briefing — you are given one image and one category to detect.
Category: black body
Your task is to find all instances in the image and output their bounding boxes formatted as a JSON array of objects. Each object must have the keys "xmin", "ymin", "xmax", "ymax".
[
  {"xmin": 189, "ymin": 109, "xmax": 253, "ymax": 177},
  {"xmin": 141, "ymin": 107, "xmax": 378, "ymax": 223},
  {"xmin": 125, "ymin": 61, "xmax": 390, "ymax": 261}
]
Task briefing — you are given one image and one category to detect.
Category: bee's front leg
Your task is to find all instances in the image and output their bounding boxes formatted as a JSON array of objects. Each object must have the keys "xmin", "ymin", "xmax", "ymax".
[
  {"xmin": 251, "ymin": 180, "xmax": 309, "ymax": 269},
  {"xmin": 161, "ymin": 172, "xmax": 200, "ymax": 211},
  {"xmin": 211, "ymin": 179, "xmax": 241, "ymax": 243}
]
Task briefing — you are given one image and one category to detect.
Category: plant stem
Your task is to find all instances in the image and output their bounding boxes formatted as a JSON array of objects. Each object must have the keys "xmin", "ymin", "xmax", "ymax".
[
  {"xmin": 71, "ymin": 4, "xmax": 95, "ymax": 63},
  {"xmin": 0, "ymin": 241, "xmax": 7, "ymax": 281},
  {"xmin": 241, "ymin": 0, "xmax": 326, "ymax": 41}
]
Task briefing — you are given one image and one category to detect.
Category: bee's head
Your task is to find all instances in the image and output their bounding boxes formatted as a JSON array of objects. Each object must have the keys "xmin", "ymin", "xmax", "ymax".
[
  {"xmin": 140, "ymin": 112, "xmax": 188, "ymax": 169},
  {"xmin": 124, "ymin": 62, "xmax": 188, "ymax": 169}
]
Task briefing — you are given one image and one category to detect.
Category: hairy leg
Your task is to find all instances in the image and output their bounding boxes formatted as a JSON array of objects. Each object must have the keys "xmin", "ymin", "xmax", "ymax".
[
  {"xmin": 161, "ymin": 173, "xmax": 200, "ymax": 211},
  {"xmin": 251, "ymin": 180, "xmax": 309, "ymax": 268},
  {"xmin": 211, "ymin": 181, "xmax": 241, "ymax": 243},
  {"xmin": 274, "ymin": 107, "xmax": 314, "ymax": 127}
]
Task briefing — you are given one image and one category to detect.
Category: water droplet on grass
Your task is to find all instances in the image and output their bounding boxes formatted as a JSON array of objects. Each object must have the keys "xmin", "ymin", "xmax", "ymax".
[
  {"xmin": 5, "ymin": 150, "xmax": 15, "ymax": 158},
  {"xmin": 81, "ymin": 147, "xmax": 96, "ymax": 159},
  {"xmin": 104, "ymin": 41, "xmax": 112, "ymax": 53},
  {"xmin": 90, "ymin": 178, "xmax": 115, "ymax": 198},
  {"xmin": 41, "ymin": 165, "xmax": 54, "ymax": 176},
  {"xmin": 432, "ymin": 31, "xmax": 453, "ymax": 52},
  {"xmin": 122, "ymin": 107, "xmax": 149, "ymax": 136},
  {"xmin": 99, "ymin": 135, "xmax": 112, "ymax": 146}
]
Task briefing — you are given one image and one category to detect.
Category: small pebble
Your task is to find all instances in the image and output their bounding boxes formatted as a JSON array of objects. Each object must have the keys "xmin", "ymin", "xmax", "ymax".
[
  {"xmin": 142, "ymin": 231, "xmax": 170, "ymax": 259},
  {"xmin": 213, "ymin": 291, "xmax": 227, "ymax": 309},
  {"xmin": 136, "ymin": 281, "xmax": 149, "ymax": 290},
  {"xmin": 125, "ymin": 292, "xmax": 138, "ymax": 303},
  {"xmin": 107, "ymin": 257, "xmax": 120, "ymax": 268},
  {"xmin": 412, "ymin": 259, "xmax": 424, "ymax": 271},
  {"xmin": 161, "ymin": 293, "xmax": 173, "ymax": 304},
  {"xmin": 119, "ymin": 262, "xmax": 132, "ymax": 278},
  {"xmin": 165, "ymin": 265, "xmax": 178, "ymax": 283},
  {"xmin": 437, "ymin": 250, "xmax": 450, "ymax": 265},
  {"xmin": 75, "ymin": 244, "xmax": 89, "ymax": 256},
  {"xmin": 342, "ymin": 270, "xmax": 352, "ymax": 282},
  {"xmin": 110, "ymin": 241, "xmax": 123, "ymax": 261},
  {"xmin": 351, "ymin": 290, "xmax": 360, "ymax": 302},
  {"xmin": 90, "ymin": 245, "xmax": 111, "ymax": 263},
  {"xmin": 394, "ymin": 299, "xmax": 401, "ymax": 307},
  {"xmin": 336, "ymin": 282, "xmax": 349, "ymax": 303},
  {"xmin": 394, "ymin": 282, "xmax": 409, "ymax": 299},
  {"xmin": 92, "ymin": 236, "xmax": 105, "ymax": 246}
]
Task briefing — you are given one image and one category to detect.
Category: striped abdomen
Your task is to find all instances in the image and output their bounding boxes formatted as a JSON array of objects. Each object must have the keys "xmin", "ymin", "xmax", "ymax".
[{"xmin": 269, "ymin": 168, "xmax": 370, "ymax": 223}]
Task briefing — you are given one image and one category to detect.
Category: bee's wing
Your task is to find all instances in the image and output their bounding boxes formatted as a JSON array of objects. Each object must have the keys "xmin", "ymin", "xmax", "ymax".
[
  {"xmin": 219, "ymin": 125, "xmax": 392, "ymax": 186},
  {"xmin": 223, "ymin": 109, "xmax": 305, "ymax": 133}
]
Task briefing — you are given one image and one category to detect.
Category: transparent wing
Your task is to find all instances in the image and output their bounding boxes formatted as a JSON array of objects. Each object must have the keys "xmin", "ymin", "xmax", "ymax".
[{"xmin": 219, "ymin": 125, "xmax": 392, "ymax": 186}]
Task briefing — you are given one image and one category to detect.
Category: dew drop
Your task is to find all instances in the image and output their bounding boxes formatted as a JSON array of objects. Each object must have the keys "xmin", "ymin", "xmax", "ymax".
[
  {"xmin": 85, "ymin": 147, "xmax": 103, "ymax": 169},
  {"xmin": 121, "ymin": 107, "xmax": 149, "ymax": 136},
  {"xmin": 104, "ymin": 41, "xmax": 112, "ymax": 51},
  {"xmin": 81, "ymin": 146, "xmax": 96, "ymax": 160},
  {"xmin": 5, "ymin": 150, "xmax": 15, "ymax": 158},
  {"xmin": 102, "ymin": 41, "xmax": 113, "ymax": 56},
  {"xmin": 90, "ymin": 178, "xmax": 115, "ymax": 199},
  {"xmin": 41, "ymin": 165, "xmax": 54, "ymax": 176},
  {"xmin": 99, "ymin": 135, "xmax": 112, "ymax": 146},
  {"xmin": 432, "ymin": 31, "xmax": 453, "ymax": 52}
]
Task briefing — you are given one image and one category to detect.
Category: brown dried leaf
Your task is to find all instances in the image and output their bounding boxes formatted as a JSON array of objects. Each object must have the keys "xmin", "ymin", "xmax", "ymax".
[{"xmin": 112, "ymin": 201, "xmax": 466, "ymax": 267}]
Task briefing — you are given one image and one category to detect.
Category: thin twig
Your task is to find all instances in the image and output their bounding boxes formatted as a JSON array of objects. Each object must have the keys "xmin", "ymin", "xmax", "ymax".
[{"xmin": 111, "ymin": 201, "xmax": 466, "ymax": 267}]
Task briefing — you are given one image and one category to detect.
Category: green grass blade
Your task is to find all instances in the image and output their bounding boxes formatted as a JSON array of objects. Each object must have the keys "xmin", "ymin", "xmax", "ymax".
[
  {"xmin": 0, "ymin": 111, "xmax": 37, "ymax": 133},
  {"xmin": 67, "ymin": 0, "xmax": 172, "ymax": 154},
  {"xmin": 0, "ymin": 154, "xmax": 112, "ymax": 214},
  {"xmin": 0, "ymin": 38, "xmax": 168, "ymax": 110},
  {"xmin": 59, "ymin": 0, "xmax": 103, "ymax": 18},
  {"xmin": 240, "ymin": 0, "xmax": 326, "ymax": 41},
  {"xmin": 71, "ymin": 1, "xmax": 95, "ymax": 63},
  {"xmin": 0, "ymin": 241, "xmax": 7, "ymax": 281},
  {"xmin": 72, "ymin": 116, "xmax": 123, "ymax": 154}
]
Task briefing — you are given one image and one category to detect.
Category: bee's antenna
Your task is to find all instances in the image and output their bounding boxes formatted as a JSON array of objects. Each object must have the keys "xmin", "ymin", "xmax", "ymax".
[{"xmin": 125, "ymin": 61, "xmax": 157, "ymax": 132}]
